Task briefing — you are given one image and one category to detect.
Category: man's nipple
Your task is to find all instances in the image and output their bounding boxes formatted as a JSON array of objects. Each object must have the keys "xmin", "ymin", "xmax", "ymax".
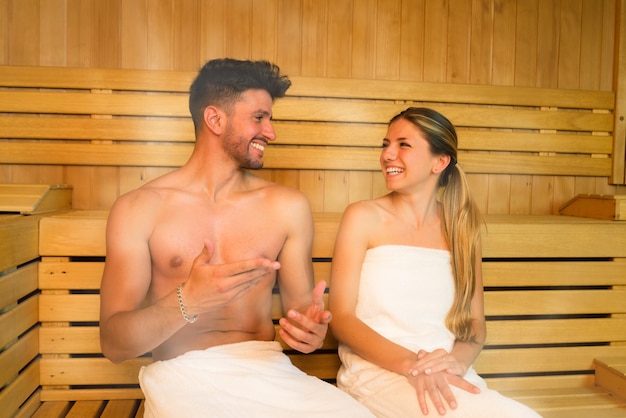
[{"xmin": 169, "ymin": 255, "xmax": 184, "ymax": 269}]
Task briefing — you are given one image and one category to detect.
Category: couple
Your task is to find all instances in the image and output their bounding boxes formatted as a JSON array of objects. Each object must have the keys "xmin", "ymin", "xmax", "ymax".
[{"xmin": 99, "ymin": 58, "xmax": 540, "ymax": 418}]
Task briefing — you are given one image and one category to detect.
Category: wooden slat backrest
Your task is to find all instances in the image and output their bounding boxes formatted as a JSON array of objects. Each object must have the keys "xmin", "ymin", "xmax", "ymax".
[
  {"xmin": 36, "ymin": 210, "xmax": 626, "ymax": 400},
  {"xmin": 0, "ymin": 65, "xmax": 615, "ymax": 177},
  {"xmin": 0, "ymin": 215, "xmax": 42, "ymax": 417}
]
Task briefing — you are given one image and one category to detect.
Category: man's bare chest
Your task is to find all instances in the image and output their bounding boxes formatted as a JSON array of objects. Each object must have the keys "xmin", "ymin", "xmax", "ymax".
[{"xmin": 149, "ymin": 206, "xmax": 285, "ymax": 278}]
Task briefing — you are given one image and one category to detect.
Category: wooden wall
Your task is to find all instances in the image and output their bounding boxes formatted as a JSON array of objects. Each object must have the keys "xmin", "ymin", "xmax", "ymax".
[{"xmin": 0, "ymin": 0, "xmax": 624, "ymax": 214}]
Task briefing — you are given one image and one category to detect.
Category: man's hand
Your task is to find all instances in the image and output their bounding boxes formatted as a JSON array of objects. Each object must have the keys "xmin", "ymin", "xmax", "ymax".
[
  {"xmin": 183, "ymin": 240, "xmax": 281, "ymax": 316},
  {"xmin": 278, "ymin": 280, "xmax": 332, "ymax": 353}
]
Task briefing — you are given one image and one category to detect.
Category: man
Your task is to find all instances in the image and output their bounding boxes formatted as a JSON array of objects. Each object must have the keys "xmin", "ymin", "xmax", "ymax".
[{"xmin": 99, "ymin": 58, "xmax": 372, "ymax": 417}]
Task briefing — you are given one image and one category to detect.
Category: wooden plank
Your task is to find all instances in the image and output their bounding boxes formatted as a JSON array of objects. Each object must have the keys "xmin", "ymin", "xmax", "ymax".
[
  {"xmin": 0, "ymin": 65, "xmax": 194, "ymax": 92},
  {"xmin": 38, "ymin": 316, "xmax": 625, "ymax": 355},
  {"xmin": 39, "ymin": 213, "xmax": 108, "ymax": 257},
  {"xmin": 39, "ymin": 262, "xmax": 104, "ymax": 290},
  {"xmin": 0, "ymin": 115, "xmax": 194, "ymax": 142},
  {"xmin": 0, "ymin": 296, "xmax": 39, "ymax": 348},
  {"xmin": 540, "ymin": 407, "xmax": 626, "ymax": 418},
  {"xmin": 39, "ymin": 211, "xmax": 341, "ymax": 257},
  {"xmin": 613, "ymin": 0, "xmax": 626, "ymax": 184},
  {"xmin": 0, "ymin": 214, "xmax": 41, "ymax": 272},
  {"xmin": 0, "ymin": 141, "xmax": 612, "ymax": 176},
  {"xmin": 38, "ymin": 260, "xmax": 331, "ymax": 290},
  {"xmin": 65, "ymin": 400, "xmax": 104, "ymax": 418},
  {"xmin": 486, "ymin": 318, "xmax": 626, "ymax": 346},
  {"xmin": 101, "ymin": 399, "xmax": 141, "ymax": 418},
  {"xmin": 39, "ymin": 294, "xmax": 99, "ymax": 322},
  {"xmin": 484, "ymin": 289, "xmax": 626, "ymax": 316},
  {"xmin": 39, "ymin": 293, "xmax": 331, "ymax": 323},
  {"xmin": 39, "ymin": 388, "xmax": 144, "ymax": 403},
  {"xmin": 288, "ymin": 353, "xmax": 340, "ymax": 381},
  {"xmin": 559, "ymin": 194, "xmax": 626, "ymax": 220},
  {"xmin": 287, "ymin": 76, "xmax": 615, "ymax": 110},
  {"xmin": 39, "ymin": 324, "xmax": 338, "ymax": 354},
  {"xmin": 135, "ymin": 401, "xmax": 144, "ymax": 418},
  {"xmin": 0, "ymin": 92, "xmax": 614, "ymax": 132},
  {"xmin": 0, "ymin": 262, "xmax": 38, "ymax": 311},
  {"xmin": 40, "ymin": 327, "xmax": 102, "ymax": 354},
  {"xmin": 481, "ymin": 215, "xmax": 626, "ymax": 258},
  {"xmin": 483, "ymin": 259, "xmax": 626, "ymax": 287},
  {"xmin": 594, "ymin": 357, "xmax": 626, "ymax": 399},
  {"xmin": 31, "ymin": 401, "xmax": 71, "ymax": 418},
  {"xmin": 0, "ymin": 184, "xmax": 72, "ymax": 214},
  {"xmin": 0, "ymin": 91, "xmax": 189, "ymax": 117},
  {"xmin": 273, "ymin": 99, "xmax": 615, "ymax": 131},
  {"xmin": 40, "ymin": 358, "xmax": 148, "ymax": 386},
  {"xmin": 0, "ymin": 66, "xmax": 614, "ymax": 110},
  {"xmin": 459, "ymin": 130, "xmax": 613, "ymax": 154},
  {"xmin": 486, "ymin": 374, "xmax": 595, "ymax": 392},
  {"xmin": 13, "ymin": 391, "xmax": 43, "ymax": 418},
  {"xmin": 509, "ymin": 388, "xmax": 626, "ymax": 418},
  {"xmin": 0, "ymin": 328, "xmax": 39, "ymax": 389},
  {"xmin": 0, "ymin": 115, "xmax": 614, "ymax": 155},
  {"xmin": 38, "ymin": 211, "xmax": 626, "ymax": 259},
  {"xmin": 474, "ymin": 345, "xmax": 625, "ymax": 375},
  {"xmin": 0, "ymin": 361, "xmax": 40, "ymax": 418}
]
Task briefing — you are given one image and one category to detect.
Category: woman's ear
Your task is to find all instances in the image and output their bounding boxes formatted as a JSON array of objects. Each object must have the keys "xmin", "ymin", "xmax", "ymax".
[
  {"xmin": 204, "ymin": 106, "xmax": 224, "ymax": 135},
  {"xmin": 433, "ymin": 154, "xmax": 452, "ymax": 174}
]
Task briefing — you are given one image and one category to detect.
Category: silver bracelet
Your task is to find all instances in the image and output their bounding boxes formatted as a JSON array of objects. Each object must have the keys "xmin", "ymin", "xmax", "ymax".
[{"xmin": 176, "ymin": 283, "xmax": 198, "ymax": 324}]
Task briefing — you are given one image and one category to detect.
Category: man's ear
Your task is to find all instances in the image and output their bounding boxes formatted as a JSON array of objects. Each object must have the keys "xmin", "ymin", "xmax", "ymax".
[{"xmin": 204, "ymin": 106, "xmax": 224, "ymax": 135}]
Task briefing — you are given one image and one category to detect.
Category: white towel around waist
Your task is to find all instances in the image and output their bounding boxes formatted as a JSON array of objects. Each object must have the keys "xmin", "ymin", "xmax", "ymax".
[{"xmin": 140, "ymin": 340, "xmax": 373, "ymax": 418}]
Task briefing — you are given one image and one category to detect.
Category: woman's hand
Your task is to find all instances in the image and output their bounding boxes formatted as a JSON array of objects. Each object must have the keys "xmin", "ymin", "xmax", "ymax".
[
  {"xmin": 406, "ymin": 349, "xmax": 480, "ymax": 415},
  {"xmin": 407, "ymin": 370, "xmax": 480, "ymax": 416},
  {"xmin": 409, "ymin": 348, "xmax": 468, "ymax": 377}
]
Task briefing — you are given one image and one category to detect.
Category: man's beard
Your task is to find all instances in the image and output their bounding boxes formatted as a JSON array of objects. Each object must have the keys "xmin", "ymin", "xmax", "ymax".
[{"xmin": 222, "ymin": 127, "xmax": 264, "ymax": 170}]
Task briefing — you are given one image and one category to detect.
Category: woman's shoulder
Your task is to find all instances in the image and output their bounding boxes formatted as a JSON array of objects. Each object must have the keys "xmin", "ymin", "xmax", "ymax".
[{"xmin": 342, "ymin": 196, "xmax": 390, "ymax": 225}]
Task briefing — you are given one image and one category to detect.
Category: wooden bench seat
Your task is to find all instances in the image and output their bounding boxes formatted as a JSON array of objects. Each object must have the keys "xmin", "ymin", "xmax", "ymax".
[{"xmin": 26, "ymin": 210, "xmax": 626, "ymax": 417}]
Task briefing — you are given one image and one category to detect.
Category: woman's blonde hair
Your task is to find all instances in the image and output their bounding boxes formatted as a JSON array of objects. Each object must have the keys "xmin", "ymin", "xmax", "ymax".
[{"xmin": 389, "ymin": 107, "xmax": 483, "ymax": 342}]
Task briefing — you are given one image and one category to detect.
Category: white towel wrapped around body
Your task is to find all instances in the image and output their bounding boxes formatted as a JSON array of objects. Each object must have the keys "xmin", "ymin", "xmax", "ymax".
[
  {"xmin": 139, "ymin": 340, "xmax": 373, "ymax": 418},
  {"xmin": 337, "ymin": 245, "xmax": 541, "ymax": 418}
]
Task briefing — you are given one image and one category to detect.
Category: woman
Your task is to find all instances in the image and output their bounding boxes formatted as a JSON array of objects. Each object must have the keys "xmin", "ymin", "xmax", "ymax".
[{"xmin": 328, "ymin": 107, "xmax": 541, "ymax": 417}]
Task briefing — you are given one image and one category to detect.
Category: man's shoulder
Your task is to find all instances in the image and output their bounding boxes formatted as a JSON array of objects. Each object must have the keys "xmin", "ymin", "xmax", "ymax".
[
  {"xmin": 262, "ymin": 182, "xmax": 310, "ymax": 207},
  {"xmin": 109, "ymin": 184, "xmax": 165, "ymax": 218}
]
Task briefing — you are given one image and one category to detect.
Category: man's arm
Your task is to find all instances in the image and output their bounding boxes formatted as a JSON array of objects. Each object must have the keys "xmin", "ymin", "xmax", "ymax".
[
  {"xmin": 99, "ymin": 192, "xmax": 185, "ymax": 363},
  {"xmin": 273, "ymin": 190, "xmax": 331, "ymax": 353}
]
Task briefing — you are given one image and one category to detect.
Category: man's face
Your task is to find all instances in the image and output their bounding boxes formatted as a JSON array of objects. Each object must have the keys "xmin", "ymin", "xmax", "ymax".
[{"xmin": 221, "ymin": 89, "xmax": 276, "ymax": 170}]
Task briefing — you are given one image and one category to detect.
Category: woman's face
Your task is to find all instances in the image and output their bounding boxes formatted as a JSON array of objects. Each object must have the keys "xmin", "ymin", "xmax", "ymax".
[{"xmin": 380, "ymin": 118, "xmax": 443, "ymax": 192}]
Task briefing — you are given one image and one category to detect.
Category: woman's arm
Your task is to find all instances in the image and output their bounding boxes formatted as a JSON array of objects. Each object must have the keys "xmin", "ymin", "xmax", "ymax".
[
  {"xmin": 411, "ymin": 239, "xmax": 487, "ymax": 377},
  {"xmin": 328, "ymin": 203, "xmax": 419, "ymax": 375}
]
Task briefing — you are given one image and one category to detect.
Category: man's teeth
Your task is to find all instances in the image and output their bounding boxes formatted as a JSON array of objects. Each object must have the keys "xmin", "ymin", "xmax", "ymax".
[
  {"xmin": 251, "ymin": 142, "xmax": 265, "ymax": 151},
  {"xmin": 386, "ymin": 167, "xmax": 403, "ymax": 174}
]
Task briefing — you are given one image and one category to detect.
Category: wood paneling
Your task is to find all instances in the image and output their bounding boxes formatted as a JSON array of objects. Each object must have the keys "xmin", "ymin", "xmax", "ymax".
[{"xmin": 0, "ymin": 0, "xmax": 624, "ymax": 212}]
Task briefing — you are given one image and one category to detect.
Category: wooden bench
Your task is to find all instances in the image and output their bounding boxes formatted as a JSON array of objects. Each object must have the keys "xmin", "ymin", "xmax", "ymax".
[
  {"xmin": 0, "ymin": 64, "xmax": 624, "ymax": 417},
  {"xmin": 5, "ymin": 210, "xmax": 616, "ymax": 418}
]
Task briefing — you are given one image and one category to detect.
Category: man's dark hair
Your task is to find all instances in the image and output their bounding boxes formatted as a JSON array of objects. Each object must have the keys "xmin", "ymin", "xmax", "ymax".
[{"xmin": 189, "ymin": 58, "xmax": 291, "ymax": 132}]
